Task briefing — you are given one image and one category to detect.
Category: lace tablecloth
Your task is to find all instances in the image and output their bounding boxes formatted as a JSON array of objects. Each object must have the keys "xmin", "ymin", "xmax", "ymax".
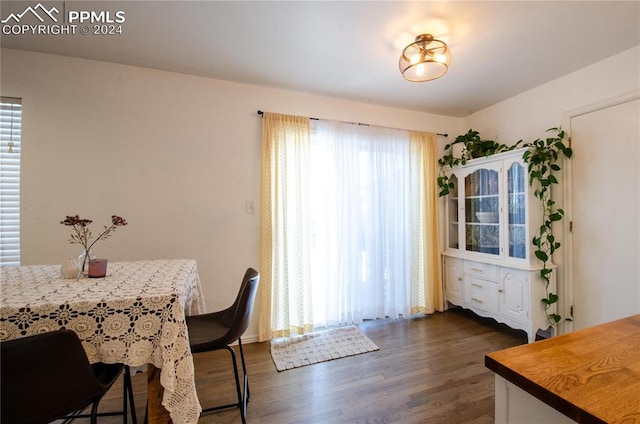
[{"xmin": 0, "ymin": 259, "xmax": 206, "ymax": 424}]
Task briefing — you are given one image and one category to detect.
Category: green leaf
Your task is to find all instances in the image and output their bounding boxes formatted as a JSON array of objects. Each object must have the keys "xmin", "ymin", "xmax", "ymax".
[
  {"xmin": 535, "ymin": 250, "xmax": 548, "ymax": 262},
  {"xmin": 550, "ymin": 212, "xmax": 563, "ymax": 222},
  {"xmin": 541, "ymin": 268, "xmax": 553, "ymax": 278},
  {"xmin": 549, "ymin": 313, "xmax": 561, "ymax": 324}
]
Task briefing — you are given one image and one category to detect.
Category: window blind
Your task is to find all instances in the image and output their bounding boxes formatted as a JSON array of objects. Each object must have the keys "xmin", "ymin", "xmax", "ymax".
[{"xmin": 0, "ymin": 97, "xmax": 22, "ymax": 266}]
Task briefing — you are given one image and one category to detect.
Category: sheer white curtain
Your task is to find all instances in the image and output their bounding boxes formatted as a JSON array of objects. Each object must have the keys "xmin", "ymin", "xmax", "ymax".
[
  {"xmin": 259, "ymin": 113, "xmax": 443, "ymax": 341},
  {"xmin": 310, "ymin": 120, "xmax": 413, "ymax": 326}
]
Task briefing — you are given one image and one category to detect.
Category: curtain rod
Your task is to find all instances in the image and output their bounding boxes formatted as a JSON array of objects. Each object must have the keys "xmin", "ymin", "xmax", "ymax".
[{"xmin": 257, "ymin": 110, "xmax": 448, "ymax": 138}]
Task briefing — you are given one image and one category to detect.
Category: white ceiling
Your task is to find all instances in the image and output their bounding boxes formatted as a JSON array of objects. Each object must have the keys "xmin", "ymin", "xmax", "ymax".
[{"xmin": 1, "ymin": 1, "xmax": 639, "ymax": 117}]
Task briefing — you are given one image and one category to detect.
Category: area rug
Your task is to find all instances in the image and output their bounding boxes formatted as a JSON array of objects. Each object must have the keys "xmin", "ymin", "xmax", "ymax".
[{"xmin": 270, "ymin": 325, "xmax": 379, "ymax": 371}]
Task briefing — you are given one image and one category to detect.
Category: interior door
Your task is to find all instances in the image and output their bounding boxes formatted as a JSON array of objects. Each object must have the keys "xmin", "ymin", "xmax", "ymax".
[{"xmin": 570, "ymin": 97, "xmax": 640, "ymax": 330}]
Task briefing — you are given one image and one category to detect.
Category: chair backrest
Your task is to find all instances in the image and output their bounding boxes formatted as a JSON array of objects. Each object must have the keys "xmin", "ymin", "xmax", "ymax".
[
  {"xmin": 225, "ymin": 267, "xmax": 260, "ymax": 343},
  {"xmin": 1, "ymin": 329, "xmax": 106, "ymax": 424}
]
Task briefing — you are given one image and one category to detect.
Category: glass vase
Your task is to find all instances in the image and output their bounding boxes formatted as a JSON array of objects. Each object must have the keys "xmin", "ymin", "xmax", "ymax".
[{"xmin": 78, "ymin": 249, "xmax": 96, "ymax": 277}]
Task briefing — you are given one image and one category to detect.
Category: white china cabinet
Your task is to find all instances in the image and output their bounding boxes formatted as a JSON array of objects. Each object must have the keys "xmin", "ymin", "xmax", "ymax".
[{"xmin": 442, "ymin": 148, "xmax": 554, "ymax": 342}]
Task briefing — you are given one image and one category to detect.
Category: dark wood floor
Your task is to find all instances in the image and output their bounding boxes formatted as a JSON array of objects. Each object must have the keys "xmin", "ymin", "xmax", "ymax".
[{"xmin": 99, "ymin": 308, "xmax": 527, "ymax": 424}]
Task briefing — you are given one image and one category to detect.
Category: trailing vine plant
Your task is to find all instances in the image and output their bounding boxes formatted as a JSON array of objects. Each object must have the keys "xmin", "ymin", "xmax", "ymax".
[
  {"xmin": 521, "ymin": 128, "xmax": 572, "ymax": 325},
  {"xmin": 437, "ymin": 129, "xmax": 523, "ymax": 196},
  {"xmin": 438, "ymin": 127, "xmax": 572, "ymax": 326}
]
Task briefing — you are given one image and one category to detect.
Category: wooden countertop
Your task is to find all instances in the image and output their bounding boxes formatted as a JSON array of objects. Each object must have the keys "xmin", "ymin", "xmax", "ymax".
[{"xmin": 485, "ymin": 314, "xmax": 640, "ymax": 423}]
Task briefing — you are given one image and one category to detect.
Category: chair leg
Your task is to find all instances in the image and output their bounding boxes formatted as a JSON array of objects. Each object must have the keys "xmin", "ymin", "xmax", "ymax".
[
  {"xmin": 90, "ymin": 401, "xmax": 100, "ymax": 424},
  {"xmin": 200, "ymin": 345, "xmax": 246, "ymax": 424},
  {"xmin": 123, "ymin": 370, "xmax": 128, "ymax": 424},
  {"xmin": 237, "ymin": 338, "xmax": 250, "ymax": 403},
  {"xmin": 228, "ymin": 346, "xmax": 245, "ymax": 424},
  {"xmin": 124, "ymin": 366, "xmax": 138, "ymax": 424}
]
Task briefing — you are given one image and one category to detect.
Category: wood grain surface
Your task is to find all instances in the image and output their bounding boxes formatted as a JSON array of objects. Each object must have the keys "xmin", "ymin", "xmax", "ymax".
[{"xmin": 486, "ymin": 314, "xmax": 640, "ymax": 423}]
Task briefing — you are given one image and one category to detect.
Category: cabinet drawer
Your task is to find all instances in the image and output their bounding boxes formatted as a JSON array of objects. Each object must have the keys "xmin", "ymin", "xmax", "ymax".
[
  {"xmin": 464, "ymin": 260, "xmax": 499, "ymax": 280},
  {"xmin": 465, "ymin": 276, "xmax": 498, "ymax": 313}
]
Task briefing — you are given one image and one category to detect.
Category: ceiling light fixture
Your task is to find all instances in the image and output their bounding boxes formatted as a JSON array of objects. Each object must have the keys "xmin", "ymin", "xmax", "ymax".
[{"xmin": 399, "ymin": 34, "xmax": 451, "ymax": 82}]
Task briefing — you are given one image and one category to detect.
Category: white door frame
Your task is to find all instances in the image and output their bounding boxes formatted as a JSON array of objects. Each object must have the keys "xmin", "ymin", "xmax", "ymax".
[{"xmin": 560, "ymin": 89, "xmax": 640, "ymax": 335}]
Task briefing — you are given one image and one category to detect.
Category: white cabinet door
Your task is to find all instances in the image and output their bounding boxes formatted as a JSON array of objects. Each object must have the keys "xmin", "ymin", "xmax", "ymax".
[
  {"xmin": 461, "ymin": 163, "xmax": 503, "ymax": 259},
  {"xmin": 499, "ymin": 269, "xmax": 528, "ymax": 323},
  {"xmin": 502, "ymin": 156, "xmax": 531, "ymax": 264},
  {"xmin": 444, "ymin": 257, "xmax": 464, "ymax": 305},
  {"xmin": 444, "ymin": 171, "xmax": 462, "ymax": 252}
]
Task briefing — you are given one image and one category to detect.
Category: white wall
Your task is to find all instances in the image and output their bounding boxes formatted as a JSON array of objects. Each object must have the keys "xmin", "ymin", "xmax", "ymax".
[
  {"xmin": 464, "ymin": 46, "xmax": 640, "ymax": 327},
  {"xmin": 465, "ymin": 46, "xmax": 640, "ymax": 144},
  {"xmin": 0, "ymin": 48, "xmax": 463, "ymax": 340}
]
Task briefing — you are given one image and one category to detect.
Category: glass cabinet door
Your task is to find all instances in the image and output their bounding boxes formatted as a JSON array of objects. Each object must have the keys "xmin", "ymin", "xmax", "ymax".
[
  {"xmin": 465, "ymin": 168, "xmax": 500, "ymax": 255},
  {"xmin": 507, "ymin": 162, "xmax": 527, "ymax": 259},
  {"xmin": 447, "ymin": 174, "xmax": 459, "ymax": 250}
]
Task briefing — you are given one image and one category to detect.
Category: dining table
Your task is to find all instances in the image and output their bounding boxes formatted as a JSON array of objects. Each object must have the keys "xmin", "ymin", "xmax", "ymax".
[{"xmin": 0, "ymin": 258, "xmax": 206, "ymax": 424}]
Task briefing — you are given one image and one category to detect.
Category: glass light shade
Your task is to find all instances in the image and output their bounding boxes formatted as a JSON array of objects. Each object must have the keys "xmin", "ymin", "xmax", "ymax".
[{"xmin": 399, "ymin": 34, "xmax": 451, "ymax": 82}]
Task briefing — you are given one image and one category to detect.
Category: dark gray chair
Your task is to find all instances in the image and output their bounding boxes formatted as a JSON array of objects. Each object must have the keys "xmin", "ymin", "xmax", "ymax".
[
  {"xmin": 0, "ymin": 329, "xmax": 137, "ymax": 424},
  {"xmin": 186, "ymin": 268, "xmax": 260, "ymax": 424}
]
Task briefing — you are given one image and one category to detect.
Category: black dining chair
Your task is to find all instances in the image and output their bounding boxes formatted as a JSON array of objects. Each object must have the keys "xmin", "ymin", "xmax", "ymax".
[
  {"xmin": 186, "ymin": 268, "xmax": 260, "ymax": 424},
  {"xmin": 0, "ymin": 329, "xmax": 137, "ymax": 424}
]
